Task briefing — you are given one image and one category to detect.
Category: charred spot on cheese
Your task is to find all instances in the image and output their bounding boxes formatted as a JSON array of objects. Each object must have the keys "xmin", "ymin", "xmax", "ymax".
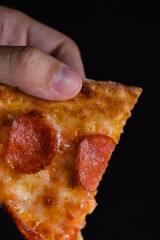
[
  {"xmin": 2, "ymin": 119, "xmax": 12, "ymax": 126},
  {"xmin": 68, "ymin": 170, "xmax": 79, "ymax": 189},
  {"xmin": 81, "ymin": 86, "xmax": 95, "ymax": 98},
  {"xmin": 76, "ymin": 135, "xmax": 116, "ymax": 192},
  {"xmin": 5, "ymin": 112, "xmax": 56, "ymax": 174},
  {"xmin": 42, "ymin": 195, "xmax": 57, "ymax": 208}
]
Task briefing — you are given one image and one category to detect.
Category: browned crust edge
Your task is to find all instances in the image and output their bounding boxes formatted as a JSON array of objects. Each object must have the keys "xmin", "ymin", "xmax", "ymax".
[
  {"xmin": 0, "ymin": 79, "xmax": 142, "ymax": 102},
  {"xmin": 3, "ymin": 203, "xmax": 43, "ymax": 240},
  {"xmin": 83, "ymin": 79, "xmax": 142, "ymax": 99},
  {"xmin": 77, "ymin": 231, "xmax": 83, "ymax": 240},
  {"xmin": 3, "ymin": 203, "xmax": 83, "ymax": 240}
]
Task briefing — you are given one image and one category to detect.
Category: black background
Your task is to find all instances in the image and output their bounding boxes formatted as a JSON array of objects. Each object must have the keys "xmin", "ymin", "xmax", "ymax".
[{"xmin": 0, "ymin": 0, "xmax": 159, "ymax": 239}]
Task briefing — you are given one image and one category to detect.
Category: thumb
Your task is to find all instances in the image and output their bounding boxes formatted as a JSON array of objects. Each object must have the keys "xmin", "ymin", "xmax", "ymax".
[{"xmin": 0, "ymin": 46, "xmax": 82, "ymax": 101}]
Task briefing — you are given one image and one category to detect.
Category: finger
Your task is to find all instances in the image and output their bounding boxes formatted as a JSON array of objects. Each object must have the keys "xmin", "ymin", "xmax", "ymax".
[
  {"xmin": 0, "ymin": 46, "xmax": 82, "ymax": 101},
  {"xmin": 28, "ymin": 21, "xmax": 85, "ymax": 77},
  {"xmin": 0, "ymin": 6, "xmax": 85, "ymax": 77}
]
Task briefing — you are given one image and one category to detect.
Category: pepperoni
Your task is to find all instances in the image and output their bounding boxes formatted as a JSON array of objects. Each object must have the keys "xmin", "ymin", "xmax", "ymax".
[
  {"xmin": 5, "ymin": 112, "xmax": 56, "ymax": 174},
  {"xmin": 77, "ymin": 135, "xmax": 116, "ymax": 192}
]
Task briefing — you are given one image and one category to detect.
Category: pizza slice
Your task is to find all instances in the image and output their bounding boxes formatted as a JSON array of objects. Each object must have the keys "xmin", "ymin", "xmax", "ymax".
[{"xmin": 0, "ymin": 79, "xmax": 142, "ymax": 240}]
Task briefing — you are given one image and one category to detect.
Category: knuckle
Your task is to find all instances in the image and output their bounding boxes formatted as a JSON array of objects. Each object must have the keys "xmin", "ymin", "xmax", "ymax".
[
  {"xmin": 18, "ymin": 47, "xmax": 42, "ymax": 75},
  {"xmin": 62, "ymin": 35, "xmax": 80, "ymax": 52},
  {"xmin": 8, "ymin": 47, "xmax": 42, "ymax": 79},
  {"xmin": 67, "ymin": 38, "xmax": 80, "ymax": 53}
]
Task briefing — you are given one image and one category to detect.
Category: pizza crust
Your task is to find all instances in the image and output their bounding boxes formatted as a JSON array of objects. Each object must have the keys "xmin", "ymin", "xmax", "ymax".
[{"xmin": 77, "ymin": 231, "xmax": 83, "ymax": 240}]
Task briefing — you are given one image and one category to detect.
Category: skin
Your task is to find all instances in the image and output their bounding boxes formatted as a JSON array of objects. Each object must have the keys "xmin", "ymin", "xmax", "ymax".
[{"xmin": 0, "ymin": 6, "xmax": 84, "ymax": 100}]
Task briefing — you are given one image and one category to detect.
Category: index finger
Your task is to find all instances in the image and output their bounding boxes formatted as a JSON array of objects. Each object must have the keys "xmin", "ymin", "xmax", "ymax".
[{"xmin": 0, "ymin": 6, "xmax": 85, "ymax": 77}]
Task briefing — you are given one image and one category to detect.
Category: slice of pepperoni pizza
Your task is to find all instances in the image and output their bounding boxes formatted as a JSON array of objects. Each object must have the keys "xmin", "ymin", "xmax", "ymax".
[{"xmin": 0, "ymin": 79, "xmax": 142, "ymax": 240}]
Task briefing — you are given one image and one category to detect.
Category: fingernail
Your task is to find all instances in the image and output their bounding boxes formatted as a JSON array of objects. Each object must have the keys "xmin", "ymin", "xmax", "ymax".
[{"xmin": 52, "ymin": 66, "xmax": 81, "ymax": 95}]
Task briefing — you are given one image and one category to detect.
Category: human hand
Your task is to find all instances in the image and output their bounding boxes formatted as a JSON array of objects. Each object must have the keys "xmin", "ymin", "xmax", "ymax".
[{"xmin": 0, "ymin": 6, "xmax": 84, "ymax": 100}]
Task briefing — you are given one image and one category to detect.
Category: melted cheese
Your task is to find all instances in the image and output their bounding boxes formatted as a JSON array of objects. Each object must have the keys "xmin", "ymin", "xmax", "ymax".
[{"xmin": 0, "ymin": 79, "xmax": 142, "ymax": 239}]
